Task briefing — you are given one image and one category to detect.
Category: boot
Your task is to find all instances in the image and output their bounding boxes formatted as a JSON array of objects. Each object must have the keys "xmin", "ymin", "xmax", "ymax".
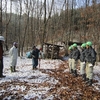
[
  {"xmin": 82, "ymin": 74, "xmax": 86, "ymax": 81},
  {"xmin": 87, "ymin": 79, "xmax": 92, "ymax": 86},
  {"xmin": 0, "ymin": 75, "xmax": 6, "ymax": 78},
  {"xmin": 85, "ymin": 78, "xmax": 89, "ymax": 84},
  {"xmin": 71, "ymin": 69, "xmax": 73, "ymax": 73},
  {"xmin": 10, "ymin": 66, "xmax": 14, "ymax": 72},
  {"xmin": 14, "ymin": 66, "xmax": 16, "ymax": 72},
  {"xmin": 32, "ymin": 66, "xmax": 35, "ymax": 70},
  {"xmin": 73, "ymin": 70, "xmax": 77, "ymax": 77}
]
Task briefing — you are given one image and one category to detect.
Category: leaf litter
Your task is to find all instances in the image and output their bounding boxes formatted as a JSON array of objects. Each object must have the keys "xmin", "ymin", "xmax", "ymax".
[{"xmin": 0, "ymin": 56, "xmax": 100, "ymax": 100}]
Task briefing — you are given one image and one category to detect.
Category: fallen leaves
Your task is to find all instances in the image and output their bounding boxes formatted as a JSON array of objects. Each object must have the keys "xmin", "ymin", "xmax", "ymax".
[{"xmin": 0, "ymin": 60, "xmax": 100, "ymax": 99}]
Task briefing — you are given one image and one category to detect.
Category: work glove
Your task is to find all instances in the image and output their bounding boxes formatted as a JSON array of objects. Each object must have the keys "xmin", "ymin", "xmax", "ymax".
[
  {"xmin": 88, "ymin": 63, "xmax": 93, "ymax": 67},
  {"xmin": 82, "ymin": 62, "xmax": 85, "ymax": 64},
  {"xmin": 32, "ymin": 55, "xmax": 35, "ymax": 58}
]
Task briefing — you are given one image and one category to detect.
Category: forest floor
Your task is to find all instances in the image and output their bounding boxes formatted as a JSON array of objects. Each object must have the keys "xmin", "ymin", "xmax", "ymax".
[{"xmin": 0, "ymin": 56, "xmax": 100, "ymax": 100}]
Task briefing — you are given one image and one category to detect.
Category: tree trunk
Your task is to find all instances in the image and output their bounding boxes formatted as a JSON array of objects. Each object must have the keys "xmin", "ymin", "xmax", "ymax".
[{"xmin": 0, "ymin": 0, "xmax": 2, "ymax": 35}]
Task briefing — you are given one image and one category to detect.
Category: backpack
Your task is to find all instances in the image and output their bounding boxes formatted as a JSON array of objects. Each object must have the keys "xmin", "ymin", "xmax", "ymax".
[{"xmin": 26, "ymin": 51, "xmax": 32, "ymax": 58}]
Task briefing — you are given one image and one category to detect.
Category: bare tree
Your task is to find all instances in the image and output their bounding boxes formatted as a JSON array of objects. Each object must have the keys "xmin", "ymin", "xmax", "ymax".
[
  {"xmin": 30, "ymin": 0, "xmax": 36, "ymax": 46},
  {"xmin": 42, "ymin": 0, "xmax": 54, "ymax": 47},
  {"xmin": 0, "ymin": 0, "xmax": 3, "ymax": 35},
  {"xmin": 21, "ymin": 0, "xmax": 30, "ymax": 56},
  {"xmin": 4, "ymin": 0, "xmax": 12, "ymax": 50},
  {"xmin": 17, "ymin": 0, "xmax": 22, "ymax": 56}
]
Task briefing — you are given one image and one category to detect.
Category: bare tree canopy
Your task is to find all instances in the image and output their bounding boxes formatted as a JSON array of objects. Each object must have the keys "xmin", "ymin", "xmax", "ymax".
[{"xmin": 0, "ymin": 0, "xmax": 100, "ymax": 60}]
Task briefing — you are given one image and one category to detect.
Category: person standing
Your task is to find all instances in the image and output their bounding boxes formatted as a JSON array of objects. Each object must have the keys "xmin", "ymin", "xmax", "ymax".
[
  {"xmin": 9, "ymin": 42, "xmax": 18, "ymax": 72},
  {"xmin": 39, "ymin": 48, "xmax": 44, "ymax": 59},
  {"xmin": 80, "ymin": 43, "xmax": 86, "ymax": 81},
  {"xmin": 71, "ymin": 43, "xmax": 80, "ymax": 77},
  {"xmin": 68, "ymin": 45, "xmax": 73, "ymax": 74},
  {"xmin": 85, "ymin": 41, "xmax": 97, "ymax": 86},
  {"xmin": 0, "ymin": 36, "xmax": 6, "ymax": 78},
  {"xmin": 31, "ymin": 46, "xmax": 40, "ymax": 70}
]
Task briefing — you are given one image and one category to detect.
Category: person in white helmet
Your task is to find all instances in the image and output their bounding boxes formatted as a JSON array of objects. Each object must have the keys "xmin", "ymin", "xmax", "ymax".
[
  {"xmin": 0, "ymin": 36, "xmax": 6, "ymax": 78},
  {"xmin": 9, "ymin": 42, "xmax": 18, "ymax": 72}
]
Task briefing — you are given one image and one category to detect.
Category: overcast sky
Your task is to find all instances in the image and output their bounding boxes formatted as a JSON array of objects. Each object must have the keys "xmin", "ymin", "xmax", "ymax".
[
  {"xmin": 2, "ymin": 0, "xmax": 100, "ymax": 14},
  {"xmin": 2, "ymin": 0, "xmax": 64, "ymax": 14}
]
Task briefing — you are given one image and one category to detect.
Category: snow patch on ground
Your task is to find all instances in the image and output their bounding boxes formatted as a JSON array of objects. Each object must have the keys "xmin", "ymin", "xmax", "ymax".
[{"xmin": 0, "ymin": 56, "xmax": 100, "ymax": 99}]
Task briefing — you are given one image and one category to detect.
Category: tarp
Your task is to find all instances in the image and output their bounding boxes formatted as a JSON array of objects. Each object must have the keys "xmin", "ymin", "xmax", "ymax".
[
  {"xmin": 26, "ymin": 51, "xmax": 32, "ymax": 58},
  {"xmin": 61, "ymin": 56, "xmax": 69, "ymax": 61}
]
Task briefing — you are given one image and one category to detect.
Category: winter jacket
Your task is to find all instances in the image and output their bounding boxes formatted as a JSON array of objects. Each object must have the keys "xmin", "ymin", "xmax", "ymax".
[
  {"xmin": 9, "ymin": 46, "xmax": 18, "ymax": 62},
  {"xmin": 85, "ymin": 47, "xmax": 96, "ymax": 65},
  {"xmin": 31, "ymin": 48, "xmax": 40, "ymax": 59},
  {"xmin": 72, "ymin": 48, "xmax": 80, "ymax": 61},
  {"xmin": 39, "ymin": 51, "xmax": 44, "ymax": 59},
  {"xmin": 69, "ymin": 50, "xmax": 73, "ymax": 59},
  {"xmin": 80, "ymin": 48, "xmax": 86, "ymax": 62},
  {"xmin": 0, "ymin": 42, "xmax": 3, "ymax": 59}
]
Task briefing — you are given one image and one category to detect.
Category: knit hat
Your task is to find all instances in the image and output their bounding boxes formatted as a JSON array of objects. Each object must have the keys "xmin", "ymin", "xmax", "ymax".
[{"xmin": 13, "ymin": 42, "xmax": 18, "ymax": 45}]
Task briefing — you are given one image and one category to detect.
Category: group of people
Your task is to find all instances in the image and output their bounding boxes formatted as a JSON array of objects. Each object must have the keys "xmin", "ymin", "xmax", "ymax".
[
  {"xmin": 9, "ymin": 45, "xmax": 43, "ymax": 71},
  {"xmin": 0, "ymin": 35, "xmax": 43, "ymax": 78},
  {"xmin": 0, "ymin": 35, "xmax": 97, "ymax": 87},
  {"xmin": 0, "ymin": 35, "xmax": 18, "ymax": 78},
  {"xmin": 68, "ymin": 41, "xmax": 97, "ymax": 86}
]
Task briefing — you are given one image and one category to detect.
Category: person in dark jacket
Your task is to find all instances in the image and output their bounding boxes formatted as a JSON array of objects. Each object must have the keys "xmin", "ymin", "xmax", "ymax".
[
  {"xmin": 0, "ymin": 36, "xmax": 6, "ymax": 78},
  {"xmin": 80, "ymin": 43, "xmax": 87, "ymax": 81},
  {"xmin": 85, "ymin": 41, "xmax": 97, "ymax": 86},
  {"xmin": 71, "ymin": 43, "xmax": 80, "ymax": 77},
  {"xmin": 68, "ymin": 45, "xmax": 73, "ymax": 74},
  {"xmin": 31, "ymin": 46, "xmax": 40, "ymax": 70}
]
